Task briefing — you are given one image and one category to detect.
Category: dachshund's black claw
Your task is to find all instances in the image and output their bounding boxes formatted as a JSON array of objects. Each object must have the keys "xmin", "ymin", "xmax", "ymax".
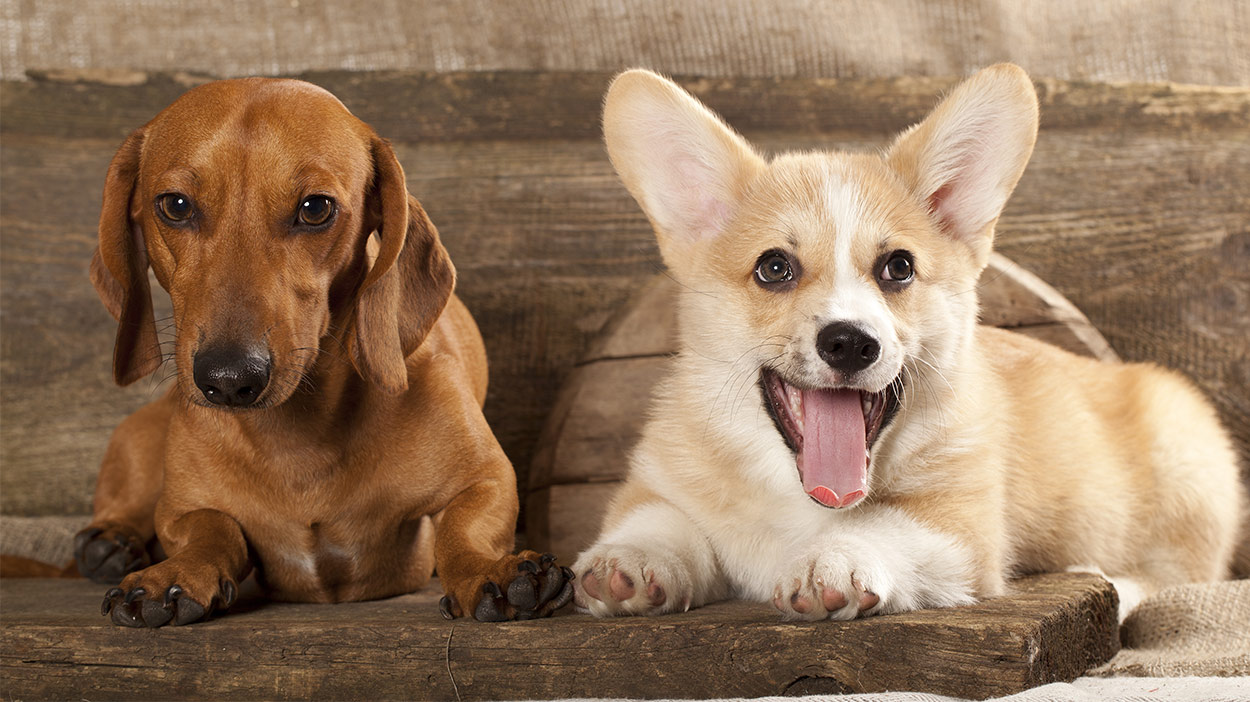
[{"xmin": 101, "ymin": 587, "xmax": 123, "ymax": 616}]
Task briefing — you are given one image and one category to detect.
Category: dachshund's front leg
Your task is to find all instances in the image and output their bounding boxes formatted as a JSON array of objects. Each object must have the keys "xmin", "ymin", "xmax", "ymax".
[
  {"xmin": 75, "ymin": 395, "xmax": 173, "ymax": 583},
  {"xmin": 434, "ymin": 480, "xmax": 573, "ymax": 622}
]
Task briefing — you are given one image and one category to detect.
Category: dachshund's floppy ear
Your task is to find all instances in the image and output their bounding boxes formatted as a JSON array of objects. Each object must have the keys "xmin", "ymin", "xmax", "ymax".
[
  {"xmin": 90, "ymin": 129, "xmax": 161, "ymax": 386},
  {"xmin": 349, "ymin": 137, "xmax": 455, "ymax": 393}
]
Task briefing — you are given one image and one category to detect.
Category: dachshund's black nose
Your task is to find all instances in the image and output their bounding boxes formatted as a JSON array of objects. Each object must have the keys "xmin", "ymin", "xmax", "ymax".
[{"xmin": 193, "ymin": 346, "xmax": 271, "ymax": 407}]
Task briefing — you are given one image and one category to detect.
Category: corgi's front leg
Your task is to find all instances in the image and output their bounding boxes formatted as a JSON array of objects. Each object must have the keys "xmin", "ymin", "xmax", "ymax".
[
  {"xmin": 572, "ymin": 482, "xmax": 728, "ymax": 616},
  {"xmin": 761, "ymin": 507, "xmax": 982, "ymax": 620}
]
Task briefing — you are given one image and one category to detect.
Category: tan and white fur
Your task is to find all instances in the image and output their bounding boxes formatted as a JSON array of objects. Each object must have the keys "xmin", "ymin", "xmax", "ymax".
[{"xmin": 572, "ymin": 65, "xmax": 1245, "ymax": 621}]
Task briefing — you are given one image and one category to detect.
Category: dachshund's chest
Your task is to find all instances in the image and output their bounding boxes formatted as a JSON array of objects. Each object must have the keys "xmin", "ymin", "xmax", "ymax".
[
  {"xmin": 167, "ymin": 419, "xmax": 443, "ymax": 600},
  {"xmin": 241, "ymin": 501, "xmax": 434, "ymax": 602}
]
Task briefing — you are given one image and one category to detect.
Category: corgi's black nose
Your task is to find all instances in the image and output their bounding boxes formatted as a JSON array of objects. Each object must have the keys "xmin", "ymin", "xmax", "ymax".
[
  {"xmin": 816, "ymin": 322, "xmax": 880, "ymax": 374},
  {"xmin": 193, "ymin": 345, "xmax": 271, "ymax": 407}
]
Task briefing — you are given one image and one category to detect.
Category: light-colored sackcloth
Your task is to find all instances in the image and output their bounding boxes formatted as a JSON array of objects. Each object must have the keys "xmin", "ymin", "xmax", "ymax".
[
  {"xmin": 0, "ymin": 515, "xmax": 86, "ymax": 568},
  {"xmin": 1094, "ymin": 580, "xmax": 1250, "ymax": 677},
  {"xmin": 3, "ymin": 0, "xmax": 1248, "ymax": 86},
  {"xmin": 649, "ymin": 676, "xmax": 1250, "ymax": 701}
]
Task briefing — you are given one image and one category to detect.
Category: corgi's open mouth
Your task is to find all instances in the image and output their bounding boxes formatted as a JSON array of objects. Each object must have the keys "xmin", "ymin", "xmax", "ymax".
[{"xmin": 760, "ymin": 369, "xmax": 898, "ymax": 509}]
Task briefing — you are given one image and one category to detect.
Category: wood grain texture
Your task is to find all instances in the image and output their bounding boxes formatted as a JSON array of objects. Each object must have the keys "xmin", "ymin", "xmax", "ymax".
[
  {"xmin": 1, "ymin": 72, "xmax": 1246, "ymax": 534},
  {"xmin": 0, "ymin": 573, "xmax": 1118, "ymax": 700}
]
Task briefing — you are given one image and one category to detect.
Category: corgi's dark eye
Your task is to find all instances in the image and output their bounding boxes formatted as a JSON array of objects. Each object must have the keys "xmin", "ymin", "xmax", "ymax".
[
  {"xmin": 297, "ymin": 195, "xmax": 335, "ymax": 227},
  {"xmin": 156, "ymin": 193, "xmax": 194, "ymax": 224},
  {"xmin": 754, "ymin": 250, "xmax": 797, "ymax": 288},
  {"xmin": 879, "ymin": 250, "xmax": 914, "ymax": 284}
]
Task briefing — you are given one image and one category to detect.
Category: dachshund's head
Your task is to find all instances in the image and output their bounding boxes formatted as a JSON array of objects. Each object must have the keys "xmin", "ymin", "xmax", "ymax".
[{"xmin": 91, "ymin": 78, "xmax": 453, "ymax": 408}]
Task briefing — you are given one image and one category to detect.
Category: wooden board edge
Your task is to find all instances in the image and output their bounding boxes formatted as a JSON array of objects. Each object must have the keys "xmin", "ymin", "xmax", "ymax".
[{"xmin": 0, "ymin": 574, "xmax": 1118, "ymax": 700}]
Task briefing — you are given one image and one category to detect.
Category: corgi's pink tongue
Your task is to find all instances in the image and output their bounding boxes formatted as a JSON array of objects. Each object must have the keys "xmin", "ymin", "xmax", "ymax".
[{"xmin": 796, "ymin": 388, "xmax": 867, "ymax": 508}]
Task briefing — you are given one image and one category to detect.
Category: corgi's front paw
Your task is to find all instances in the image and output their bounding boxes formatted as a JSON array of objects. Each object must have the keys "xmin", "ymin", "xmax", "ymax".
[
  {"xmin": 572, "ymin": 544, "xmax": 692, "ymax": 617},
  {"xmin": 772, "ymin": 546, "xmax": 893, "ymax": 621}
]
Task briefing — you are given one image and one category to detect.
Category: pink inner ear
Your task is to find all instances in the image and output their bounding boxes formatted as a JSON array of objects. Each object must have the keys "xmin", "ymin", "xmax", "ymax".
[
  {"xmin": 667, "ymin": 157, "xmax": 734, "ymax": 243},
  {"xmin": 928, "ymin": 181, "xmax": 954, "ymax": 210},
  {"xmin": 927, "ymin": 181, "xmax": 957, "ymax": 233},
  {"xmin": 694, "ymin": 197, "xmax": 732, "ymax": 241}
]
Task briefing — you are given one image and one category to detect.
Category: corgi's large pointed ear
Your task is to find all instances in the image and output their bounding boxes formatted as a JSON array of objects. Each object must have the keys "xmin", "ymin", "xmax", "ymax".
[
  {"xmin": 603, "ymin": 69, "xmax": 765, "ymax": 269},
  {"xmin": 887, "ymin": 63, "xmax": 1039, "ymax": 268},
  {"xmin": 91, "ymin": 128, "xmax": 162, "ymax": 386}
]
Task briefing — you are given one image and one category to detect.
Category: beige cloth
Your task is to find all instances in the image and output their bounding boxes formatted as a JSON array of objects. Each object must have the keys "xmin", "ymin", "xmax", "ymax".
[
  {"xmin": 0, "ymin": 515, "xmax": 86, "ymax": 567},
  {"xmin": 689, "ymin": 676, "xmax": 1250, "ymax": 700},
  {"xmin": 3, "ymin": 0, "xmax": 1248, "ymax": 86},
  {"xmin": 1095, "ymin": 580, "xmax": 1250, "ymax": 677}
]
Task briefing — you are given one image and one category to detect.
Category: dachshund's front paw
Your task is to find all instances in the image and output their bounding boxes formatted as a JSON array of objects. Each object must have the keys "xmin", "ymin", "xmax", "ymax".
[
  {"xmin": 100, "ymin": 558, "xmax": 237, "ymax": 627},
  {"xmin": 74, "ymin": 524, "xmax": 150, "ymax": 584},
  {"xmin": 440, "ymin": 551, "xmax": 574, "ymax": 622}
]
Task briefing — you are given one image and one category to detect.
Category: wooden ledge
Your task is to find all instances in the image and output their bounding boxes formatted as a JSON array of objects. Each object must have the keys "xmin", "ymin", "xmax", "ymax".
[{"xmin": 1, "ymin": 573, "xmax": 1117, "ymax": 700}]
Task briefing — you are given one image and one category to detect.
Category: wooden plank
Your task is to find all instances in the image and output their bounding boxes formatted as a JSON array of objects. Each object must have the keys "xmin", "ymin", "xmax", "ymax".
[
  {"xmin": 0, "ymin": 573, "xmax": 1118, "ymax": 700},
  {"xmin": 7, "ymin": 70, "xmax": 1248, "ymax": 143},
  {"xmin": 1, "ymin": 72, "xmax": 1246, "ymax": 532},
  {"xmin": 525, "ymin": 482, "xmax": 622, "ymax": 563}
]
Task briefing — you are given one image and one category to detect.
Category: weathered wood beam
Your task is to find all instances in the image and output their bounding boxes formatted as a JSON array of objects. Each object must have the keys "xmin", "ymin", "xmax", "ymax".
[{"xmin": 0, "ymin": 573, "xmax": 1117, "ymax": 700}]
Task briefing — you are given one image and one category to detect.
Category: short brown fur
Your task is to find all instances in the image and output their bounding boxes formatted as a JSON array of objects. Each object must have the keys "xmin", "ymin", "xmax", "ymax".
[{"xmin": 76, "ymin": 78, "xmax": 569, "ymax": 624}]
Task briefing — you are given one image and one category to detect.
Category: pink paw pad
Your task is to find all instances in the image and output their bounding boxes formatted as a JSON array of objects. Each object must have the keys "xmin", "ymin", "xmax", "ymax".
[
  {"xmin": 581, "ymin": 570, "xmax": 603, "ymax": 602},
  {"xmin": 608, "ymin": 569, "xmax": 635, "ymax": 600},
  {"xmin": 820, "ymin": 585, "xmax": 848, "ymax": 611},
  {"xmin": 790, "ymin": 591, "xmax": 813, "ymax": 614},
  {"xmin": 852, "ymin": 577, "xmax": 879, "ymax": 611},
  {"xmin": 644, "ymin": 572, "xmax": 666, "ymax": 606}
]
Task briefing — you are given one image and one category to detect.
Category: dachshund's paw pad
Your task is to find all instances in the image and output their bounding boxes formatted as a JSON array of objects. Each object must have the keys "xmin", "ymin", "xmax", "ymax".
[
  {"xmin": 101, "ymin": 583, "xmax": 208, "ymax": 627},
  {"xmin": 444, "ymin": 552, "xmax": 575, "ymax": 622},
  {"xmin": 476, "ymin": 552, "xmax": 573, "ymax": 622},
  {"xmin": 100, "ymin": 562, "xmax": 237, "ymax": 627},
  {"xmin": 74, "ymin": 525, "xmax": 150, "ymax": 584}
]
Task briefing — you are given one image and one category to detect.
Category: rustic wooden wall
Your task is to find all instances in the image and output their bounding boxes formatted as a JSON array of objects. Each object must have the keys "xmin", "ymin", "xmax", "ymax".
[{"xmin": 1, "ymin": 72, "xmax": 1246, "ymax": 533}]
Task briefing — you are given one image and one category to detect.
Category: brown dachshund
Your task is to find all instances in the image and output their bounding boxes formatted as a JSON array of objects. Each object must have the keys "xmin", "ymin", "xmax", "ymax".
[{"xmin": 76, "ymin": 78, "xmax": 572, "ymax": 626}]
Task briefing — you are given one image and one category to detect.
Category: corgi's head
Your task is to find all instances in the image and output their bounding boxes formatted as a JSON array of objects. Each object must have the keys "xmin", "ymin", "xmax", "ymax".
[{"xmin": 604, "ymin": 65, "xmax": 1038, "ymax": 509}]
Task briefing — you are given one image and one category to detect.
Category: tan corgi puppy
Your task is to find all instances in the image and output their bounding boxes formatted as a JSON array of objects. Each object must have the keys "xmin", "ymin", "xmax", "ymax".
[{"xmin": 571, "ymin": 65, "xmax": 1245, "ymax": 620}]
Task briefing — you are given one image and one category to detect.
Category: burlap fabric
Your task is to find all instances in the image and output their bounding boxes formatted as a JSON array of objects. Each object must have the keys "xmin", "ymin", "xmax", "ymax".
[
  {"xmin": 683, "ymin": 676, "xmax": 1250, "ymax": 700},
  {"xmin": 0, "ymin": 515, "xmax": 84, "ymax": 568},
  {"xmin": 1093, "ymin": 580, "xmax": 1250, "ymax": 677},
  {"xmin": 3, "ymin": 0, "xmax": 1247, "ymax": 86}
]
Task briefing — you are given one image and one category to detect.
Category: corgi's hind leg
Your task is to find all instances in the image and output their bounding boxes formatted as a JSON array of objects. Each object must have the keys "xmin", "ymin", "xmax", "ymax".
[
  {"xmin": 1065, "ymin": 565, "xmax": 1146, "ymax": 620},
  {"xmin": 1131, "ymin": 370, "xmax": 1244, "ymax": 591},
  {"xmin": 572, "ymin": 483, "xmax": 727, "ymax": 617}
]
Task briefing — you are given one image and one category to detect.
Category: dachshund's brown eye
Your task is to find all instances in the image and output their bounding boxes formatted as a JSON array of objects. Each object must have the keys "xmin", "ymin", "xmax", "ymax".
[
  {"xmin": 879, "ymin": 250, "xmax": 915, "ymax": 284},
  {"xmin": 156, "ymin": 193, "xmax": 194, "ymax": 223},
  {"xmin": 297, "ymin": 196, "xmax": 335, "ymax": 227}
]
